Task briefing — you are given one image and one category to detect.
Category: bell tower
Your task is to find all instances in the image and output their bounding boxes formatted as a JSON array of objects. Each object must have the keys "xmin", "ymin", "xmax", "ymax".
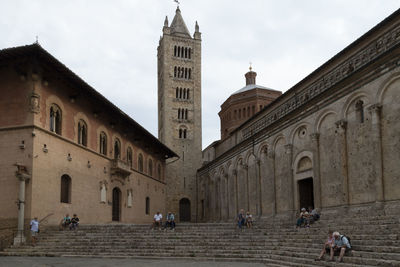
[{"xmin": 157, "ymin": 7, "xmax": 202, "ymax": 221}]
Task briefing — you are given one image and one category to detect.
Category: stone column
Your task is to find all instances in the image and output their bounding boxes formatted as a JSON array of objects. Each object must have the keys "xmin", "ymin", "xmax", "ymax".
[
  {"xmin": 285, "ymin": 144, "xmax": 294, "ymax": 213},
  {"xmin": 310, "ymin": 133, "xmax": 322, "ymax": 209},
  {"xmin": 243, "ymin": 163, "xmax": 249, "ymax": 212},
  {"xmin": 368, "ymin": 104, "xmax": 384, "ymax": 202},
  {"xmin": 233, "ymin": 169, "xmax": 238, "ymax": 214},
  {"xmin": 335, "ymin": 120, "xmax": 349, "ymax": 205},
  {"xmin": 269, "ymin": 151, "xmax": 277, "ymax": 216},
  {"xmin": 14, "ymin": 172, "xmax": 30, "ymax": 245},
  {"xmin": 224, "ymin": 174, "xmax": 229, "ymax": 220},
  {"xmin": 256, "ymin": 158, "xmax": 262, "ymax": 217}
]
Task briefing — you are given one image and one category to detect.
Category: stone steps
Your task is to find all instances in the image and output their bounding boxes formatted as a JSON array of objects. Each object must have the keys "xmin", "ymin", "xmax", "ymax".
[{"xmin": 2, "ymin": 214, "xmax": 399, "ymax": 266}]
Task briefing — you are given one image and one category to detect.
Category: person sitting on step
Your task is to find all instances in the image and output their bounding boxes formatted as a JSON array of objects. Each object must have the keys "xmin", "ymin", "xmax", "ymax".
[
  {"xmin": 315, "ymin": 229, "xmax": 334, "ymax": 261},
  {"xmin": 245, "ymin": 211, "xmax": 253, "ymax": 228},
  {"xmin": 330, "ymin": 231, "xmax": 352, "ymax": 262},
  {"xmin": 152, "ymin": 211, "xmax": 163, "ymax": 230},
  {"xmin": 70, "ymin": 214, "xmax": 79, "ymax": 230},
  {"xmin": 164, "ymin": 211, "xmax": 175, "ymax": 230},
  {"xmin": 308, "ymin": 206, "xmax": 320, "ymax": 223},
  {"xmin": 296, "ymin": 208, "xmax": 310, "ymax": 227},
  {"xmin": 237, "ymin": 209, "xmax": 245, "ymax": 230},
  {"xmin": 60, "ymin": 214, "xmax": 71, "ymax": 230}
]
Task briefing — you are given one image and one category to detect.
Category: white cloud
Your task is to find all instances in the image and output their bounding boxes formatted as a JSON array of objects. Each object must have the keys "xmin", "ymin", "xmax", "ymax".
[{"xmin": 0, "ymin": 0, "xmax": 398, "ymax": 148}]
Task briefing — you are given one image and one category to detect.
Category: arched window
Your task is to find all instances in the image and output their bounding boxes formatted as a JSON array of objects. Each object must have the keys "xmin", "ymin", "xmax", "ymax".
[
  {"xmin": 355, "ymin": 100, "xmax": 364, "ymax": 123},
  {"xmin": 77, "ymin": 120, "xmax": 87, "ymax": 146},
  {"xmin": 252, "ymin": 105, "xmax": 255, "ymax": 115},
  {"xmin": 176, "ymin": 87, "xmax": 179, "ymax": 98},
  {"xmin": 50, "ymin": 104, "xmax": 62, "ymax": 135},
  {"xmin": 60, "ymin": 174, "xmax": 71, "ymax": 203},
  {"xmin": 179, "ymin": 129, "xmax": 183, "ymax": 138},
  {"xmin": 184, "ymin": 68, "xmax": 188, "ymax": 79},
  {"xmin": 185, "ymin": 47, "xmax": 188, "ymax": 58},
  {"xmin": 114, "ymin": 138, "xmax": 121, "ymax": 159},
  {"xmin": 188, "ymin": 68, "xmax": 191, "ymax": 79},
  {"xmin": 145, "ymin": 197, "xmax": 150, "ymax": 215},
  {"xmin": 181, "ymin": 47, "xmax": 184, "ymax": 57},
  {"xmin": 177, "ymin": 46, "xmax": 180, "ymax": 57},
  {"xmin": 148, "ymin": 159, "xmax": 153, "ymax": 176},
  {"xmin": 186, "ymin": 89, "xmax": 190, "ymax": 100},
  {"xmin": 247, "ymin": 106, "xmax": 250, "ymax": 117},
  {"xmin": 188, "ymin": 48, "xmax": 191, "ymax": 59},
  {"xmin": 178, "ymin": 108, "xmax": 181, "ymax": 119},
  {"xmin": 238, "ymin": 109, "xmax": 241, "ymax": 119},
  {"xmin": 127, "ymin": 147, "xmax": 133, "ymax": 168},
  {"xmin": 138, "ymin": 153, "xmax": 144, "ymax": 172},
  {"xmin": 157, "ymin": 164, "xmax": 162, "ymax": 180},
  {"xmin": 100, "ymin": 131, "xmax": 107, "ymax": 155},
  {"xmin": 183, "ymin": 129, "xmax": 187, "ymax": 139},
  {"xmin": 185, "ymin": 109, "xmax": 188, "ymax": 120},
  {"xmin": 174, "ymin": 66, "xmax": 177, "ymax": 77},
  {"xmin": 174, "ymin": 46, "xmax": 177, "ymax": 57},
  {"xmin": 179, "ymin": 88, "xmax": 182, "ymax": 99}
]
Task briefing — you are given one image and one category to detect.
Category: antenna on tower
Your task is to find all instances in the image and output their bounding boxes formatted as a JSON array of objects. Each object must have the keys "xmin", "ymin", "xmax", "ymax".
[
  {"xmin": 35, "ymin": 35, "xmax": 39, "ymax": 44},
  {"xmin": 249, "ymin": 61, "xmax": 253, "ymax": 71},
  {"xmin": 174, "ymin": 0, "xmax": 180, "ymax": 7}
]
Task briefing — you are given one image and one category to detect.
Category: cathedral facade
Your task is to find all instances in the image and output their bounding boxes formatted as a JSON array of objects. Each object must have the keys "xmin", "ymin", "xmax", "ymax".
[{"xmin": 197, "ymin": 9, "xmax": 400, "ymax": 221}]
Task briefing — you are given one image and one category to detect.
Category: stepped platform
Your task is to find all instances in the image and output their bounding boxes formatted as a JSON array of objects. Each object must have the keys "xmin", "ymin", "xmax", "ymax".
[{"xmin": 1, "ymin": 214, "xmax": 399, "ymax": 266}]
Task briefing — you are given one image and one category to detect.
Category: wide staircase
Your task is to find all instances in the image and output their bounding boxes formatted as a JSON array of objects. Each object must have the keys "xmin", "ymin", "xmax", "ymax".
[{"xmin": 1, "ymin": 214, "xmax": 399, "ymax": 266}]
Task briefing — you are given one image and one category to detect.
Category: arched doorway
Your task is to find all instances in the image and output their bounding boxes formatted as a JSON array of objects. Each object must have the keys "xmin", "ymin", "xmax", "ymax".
[
  {"xmin": 179, "ymin": 198, "xmax": 191, "ymax": 222},
  {"xmin": 298, "ymin": 178, "xmax": 314, "ymax": 210},
  {"xmin": 112, "ymin": 187, "xmax": 121, "ymax": 221}
]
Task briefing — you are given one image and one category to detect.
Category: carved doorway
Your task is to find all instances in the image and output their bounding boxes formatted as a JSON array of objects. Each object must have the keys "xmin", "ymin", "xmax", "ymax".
[
  {"xmin": 112, "ymin": 187, "xmax": 121, "ymax": 221},
  {"xmin": 179, "ymin": 198, "xmax": 191, "ymax": 222},
  {"xmin": 298, "ymin": 178, "xmax": 314, "ymax": 210}
]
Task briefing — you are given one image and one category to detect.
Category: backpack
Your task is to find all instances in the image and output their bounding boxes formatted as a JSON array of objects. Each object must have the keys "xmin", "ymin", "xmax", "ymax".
[{"xmin": 341, "ymin": 235, "xmax": 351, "ymax": 247}]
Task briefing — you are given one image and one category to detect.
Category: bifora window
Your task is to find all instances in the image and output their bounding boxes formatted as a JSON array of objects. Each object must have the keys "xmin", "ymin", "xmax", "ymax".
[
  {"xmin": 60, "ymin": 174, "xmax": 71, "ymax": 203},
  {"xmin": 77, "ymin": 120, "xmax": 87, "ymax": 146},
  {"xmin": 114, "ymin": 138, "xmax": 121, "ymax": 159},
  {"xmin": 49, "ymin": 104, "xmax": 62, "ymax": 135},
  {"xmin": 127, "ymin": 147, "xmax": 133, "ymax": 168},
  {"xmin": 138, "ymin": 153, "xmax": 144, "ymax": 172},
  {"xmin": 99, "ymin": 132, "xmax": 107, "ymax": 155}
]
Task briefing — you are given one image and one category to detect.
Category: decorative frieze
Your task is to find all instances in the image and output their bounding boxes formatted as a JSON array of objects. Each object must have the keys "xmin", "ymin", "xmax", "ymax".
[{"xmin": 242, "ymin": 22, "xmax": 400, "ymax": 140}]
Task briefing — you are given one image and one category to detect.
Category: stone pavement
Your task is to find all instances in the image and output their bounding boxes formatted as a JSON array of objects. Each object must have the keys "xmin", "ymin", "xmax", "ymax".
[{"xmin": 0, "ymin": 257, "xmax": 266, "ymax": 267}]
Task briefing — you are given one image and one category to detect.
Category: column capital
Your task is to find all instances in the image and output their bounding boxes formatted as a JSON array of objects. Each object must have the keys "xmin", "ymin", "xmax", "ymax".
[
  {"xmin": 368, "ymin": 103, "xmax": 382, "ymax": 113},
  {"xmin": 15, "ymin": 164, "xmax": 31, "ymax": 182},
  {"xmin": 335, "ymin": 119, "xmax": 347, "ymax": 130},
  {"xmin": 285, "ymin": 144, "xmax": 293, "ymax": 154},
  {"xmin": 310, "ymin": 132, "xmax": 320, "ymax": 141}
]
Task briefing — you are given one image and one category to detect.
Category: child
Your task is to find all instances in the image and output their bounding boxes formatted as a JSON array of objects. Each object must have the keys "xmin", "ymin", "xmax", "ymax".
[{"xmin": 245, "ymin": 211, "xmax": 253, "ymax": 228}]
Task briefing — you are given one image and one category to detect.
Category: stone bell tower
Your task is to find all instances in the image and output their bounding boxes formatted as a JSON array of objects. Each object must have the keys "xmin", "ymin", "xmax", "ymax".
[{"xmin": 157, "ymin": 7, "xmax": 202, "ymax": 221}]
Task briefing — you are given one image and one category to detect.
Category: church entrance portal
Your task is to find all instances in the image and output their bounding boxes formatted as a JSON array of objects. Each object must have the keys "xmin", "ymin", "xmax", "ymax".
[
  {"xmin": 298, "ymin": 178, "xmax": 314, "ymax": 209},
  {"xmin": 179, "ymin": 198, "xmax": 191, "ymax": 222},
  {"xmin": 112, "ymin": 187, "xmax": 121, "ymax": 221}
]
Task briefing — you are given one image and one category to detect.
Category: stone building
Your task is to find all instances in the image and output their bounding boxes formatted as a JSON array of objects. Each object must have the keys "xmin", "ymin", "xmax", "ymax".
[
  {"xmin": 157, "ymin": 7, "xmax": 202, "ymax": 221},
  {"xmin": 219, "ymin": 68, "xmax": 282, "ymax": 140},
  {"xmin": 0, "ymin": 44, "xmax": 176, "ymax": 243},
  {"xmin": 197, "ymin": 9, "xmax": 400, "ymax": 222}
]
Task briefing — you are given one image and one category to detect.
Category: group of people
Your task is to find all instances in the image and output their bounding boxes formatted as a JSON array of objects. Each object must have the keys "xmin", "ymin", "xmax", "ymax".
[
  {"xmin": 296, "ymin": 206, "xmax": 320, "ymax": 227},
  {"xmin": 236, "ymin": 209, "xmax": 253, "ymax": 230},
  {"xmin": 60, "ymin": 214, "xmax": 80, "ymax": 230},
  {"xmin": 316, "ymin": 230, "xmax": 352, "ymax": 262},
  {"xmin": 152, "ymin": 211, "xmax": 176, "ymax": 230}
]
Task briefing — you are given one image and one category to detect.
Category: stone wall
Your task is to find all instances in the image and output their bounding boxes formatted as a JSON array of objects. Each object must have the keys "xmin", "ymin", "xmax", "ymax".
[{"xmin": 197, "ymin": 12, "xmax": 400, "ymax": 220}]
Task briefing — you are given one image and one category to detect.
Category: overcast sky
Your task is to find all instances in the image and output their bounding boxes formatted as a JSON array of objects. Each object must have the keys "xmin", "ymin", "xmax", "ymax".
[{"xmin": 1, "ymin": 1, "xmax": 399, "ymax": 148}]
